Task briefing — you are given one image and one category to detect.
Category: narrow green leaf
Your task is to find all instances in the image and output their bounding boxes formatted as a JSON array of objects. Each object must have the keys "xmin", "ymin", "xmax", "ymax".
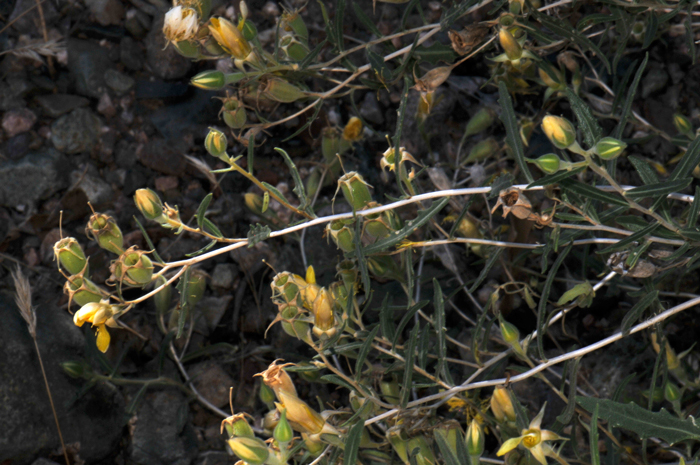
[
  {"xmin": 566, "ymin": 88, "xmax": 603, "ymax": 148},
  {"xmin": 362, "ymin": 197, "xmax": 450, "ymax": 255},
  {"xmin": 354, "ymin": 217, "xmax": 371, "ymax": 299},
  {"xmin": 335, "ymin": 0, "xmax": 346, "ymax": 52},
  {"xmin": 642, "ymin": 13, "xmax": 658, "ymax": 50},
  {"xmin": 282, "ymin": 100, "xmax": 323, "ymax": 142},
  {"xmin": 185, "ymin": 240, "xmax": 217, "ymax": 257},
  {"xmin": 577, "ymin": 397, "xmax": 700, "ymax": 444},
  {"xmin": 527, "ymin": 166, "xmax": 587, "ymax": 188},
  {"xmin": 367, "ymin": 48, "xmax": 392, "ymax": 85},
  {"xmin": 400, "ymin": 324, "xmax": 419, "ymax": 408},
  {"xmin": 202, "ymin": 217, "xmax": 223, "ymax": 238},
  {"xmin": 538, "ymin": 244, "xmax": 572, "ymax": 360},
  {"xmin": 433, "ymin": 279, "xmax": 447, "ymax": 382},
  {"xmin": 598, "ymin": 223, "xmax": 660, "ymax": 254},
  {"xmin": 498, "ymin": 81, "xmax": 534, "ymax": 183},
  {"xmin": 433, "ymin": 430, "xmax": 461, "ymax": 465},
  {"xmin": 247, "ymin": 223, "xmax": 271, "ymax": 246},
  {"xmin": 590, "ymin": 403, "xmax": 600, "ymax": 465},
  {"xmin": 628, "ymin": 156, "xmax": 659, "ymax": 185},
  {"xmin": 530, "ymin": 9, "xmax": 611, "ymax": 73},
  {"xmin": 560, "ymin": 179, "xmax": 628, "ymax": 206},
  {"xmin": 247, "ymin": 134, "xmax": 255, "ymax": 174},
  {"xmin": 556, "ymin": 357, "xmax": 581, "ymax": 425},
  {"xmin": 175, "ymin": 267, "xmax": 192, "ymax": 338},
  {"xmin": 413, "ymin": 42, "xmax": 459, "ymax": 64},
  {"xmin": 393, "ymin": 76, "xmax": 411, "ymax": 196},
  {"xmin": 353, "ymin": 2, "xmax": 382, "ymax": 37},
  {"xmin": 355, "ymin": 325, "xmax": 379, "ymax": 381},
  {"xmin": 625, "ymin": 178, "xmax": 692, "ymax": 200},
  {"xmin": 613, "ymin": 53, "xmax": 648, "ymax": 140},
  {"xmin": 417, "ymin": 324, "xmax": 431, "ymax": 370},
  {"xmin": 393, "ymin": 300, "xmax": 429, "ymax": 350},
  {"xmin": 299, "ymin": 38, "xmax": 327, "ymax": 68},
  {"xmin": 686, "ymin": 2, "xmax": 696, "ymax": 65},
  {"xmin": 688, "ymin": 186, "xmax": 700, "ymax": 228},
  {"xmin": 274, "ymin": 148, "xmax": 308, "ymax": 209},
  {"xmin": 448, "ymin": 195, "xmax": 475, "ymax": 239},
  {"xmin": 317, "ymin": 0, "xmax": 335, "ymax": 47},
  {"xmin": 343, "ymin": 420, "xmax": 364, "ymax": 465},
  {"xmin": 378, "ymin": 294, "xmax": 394, "ymax": 342},
  {"xmin": 468, "ymin": 248, "xmax": 505, "ymax": 293},
  {"xmin": 489, "ymin": 172, "xmax": 514, "ymax": 199},
  {"xmin": 195, "ymin": 193, "xmax": 213, "ymax": 230},
  {"xmin": 321, "ymin": 374, "xmax": 356, "ymax": 393},
  {"xmin": 620, "ymin": 290, "xmax": 658, "ymax": 335}
]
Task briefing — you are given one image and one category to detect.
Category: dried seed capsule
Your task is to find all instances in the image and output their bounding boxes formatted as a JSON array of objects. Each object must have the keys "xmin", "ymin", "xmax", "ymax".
[
  {"xmin": 134, "ymin": 188, "xmax": 165, "ymax": 221},
  {"xmin": 54, "ymin": 237, "xmax": 88, "ymax": 276},
  {"xmin": 594, "ymin": 137, "xmax": 627, "ymax": 160},
  {"xmin": 205, "ymin": 127, "xmax": 228, "ymax": 157},
  {"xmin": 86, "ymin": 212, "xmax": 124, "ymax": 255},
  {"xmin": 541, "ymin": 115, "xmax": 576, "ymax": 149},
  {"xmin": 338, "ymin": 172, "xmax": 373, "ymax": 211}
]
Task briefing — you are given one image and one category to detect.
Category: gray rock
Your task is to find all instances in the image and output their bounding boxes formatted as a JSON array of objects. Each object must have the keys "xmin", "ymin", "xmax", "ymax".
[
  {"xmin": 124, "ymin": 8, "xmax": 152, "ymax": 38},
  {"xmin": 8, "ymin": 0, "xmax": 58, "ymax": 34},
  {"xmin": 104, "ymin": 69, "xmax": 135, "ymax": 94},
  {"xmin": 70, "ymin": 170, "xmax": 114, "ymax": 206},
  {"xmin": 31, "ymin": 459, "xmax": 61, "ymax": 465},
  {"xmin": 35, "ymin": 94, "xmax": 90, "ymax": 118},
  {"xmin": 210, "ymin": 264, "xmax": 237, "ymax": 289},
  {"xmin": 197, "ymin": 296, "xmax": 232, "ymax": 333},
  {"xmin": 189, "ymin": 361, "xmax": 235, "ymax": 408},
  {"xmin": 51, "ymin": 108, "xmax": 101, "ymax": 154},
  {"xmin": 0, "ymin": 150, "xmax": 67, "ymax": 208},
  {"xmin": 67, "ymin": 39, "xmax": 114, "ymax": 98},
  {"xmin": 359, "ymin": 91, "xmax": 384, "ymax": 125},
  {"xmin": 0, "ymin": 293, "xmax": 124, "ymax": 463},
  {"xmin": 1, "ymin": 108, "xmax": 36, "ymax": 138},
  {"xmin": 0, "ymin": 83, "xmax": 25, "ymax": 111},
  {"xmin": 84, "ymin": 0, "xmax": 124, "ymax": 25},
  {"xmin": 120, "ymin": 36, "xmax": 145, "ymax": 71},
  {"xmin": 642, "ymin": 67, "xmax": 669, "ymax": 99},
  {"xmin": 145, "ymin": 17, "xmax": 192, "ymax": 80},
  {"xmin": 137, "ymin": 139, "xmax": 187, "ymax": 176},
  {"xmin": 130, "ymin": 390, "xmax": 198, "ymax": 465}
]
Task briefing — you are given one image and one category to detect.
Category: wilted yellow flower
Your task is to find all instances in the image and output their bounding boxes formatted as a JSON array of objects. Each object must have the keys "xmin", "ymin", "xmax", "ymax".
[
  {"xmin": 255, "ymin": 359, "xmax": 298, "ymax": 397},
  {"xmin": 73, "ymin": 301, "xmax": 118, "ymax": 353},
  {"xmin": 342, "ymin": 117, "xmax": 363, "ymax": 142},
  {"xmin": 491, "ymin": 386, "xmax": 516, "ymax": 423},
  {"xmin": 163, "ymin": 6, "xmax": 199, "ymax": 43},
  {"xmin": 497, "ymin": 404, "xmax": 564, "ymax": 465},
  {"xmin": 209, "ymin": 17, "xmax": 251, "ymax": 60}
]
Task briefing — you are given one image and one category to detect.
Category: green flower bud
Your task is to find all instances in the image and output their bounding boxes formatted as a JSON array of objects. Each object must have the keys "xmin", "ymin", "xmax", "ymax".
[
  {"xmin": 54, "ymin": 237, "xmax": 88, "ymax": 276},
  {"xmin": 61, "ymin": 360, "xmax": 93, "ymax": 379},
  {"xmin": 526, "ymin": 153, "xmax": 564, "ymax": 174},
  {"xmin": 500, "ymin": 320, "xmax": 520, "ymax": 345},
  {"xmin": 464, "ymin": 107, "xmax": 496, "ymax": 138},
  {"xmin": 191, "ymin": 70, "xmax": 226, "ymax": 90},
  {"xmin": 466, "ymin": 420, "xmax": 485, "ymax": 458},
  {"xmin": 594, "ymin": 137, "xmax": 627, "ymax": 160},
  {"xmin": 186, "ymin": 270, "xmax": 207, "ymax": 306},
  {"xmin": 134, "ymin": 188, "xmax": 164, "ymax": 221},
  {"xmin": 227, "ymin": 437, "xmax": 270, "ymax": 465},
  {"xmin": 153, "ymin": 275, "xmax": 172, "ymax": 315},
  {"xmin": 261, "ymin": 77, "xmax": 305, "ymax": 103},
  {"xmin": 542, "ymin": 115, "xmax": 576, "ymax": 149},
  {"xmin": 86, "ymin": 212, "xmax": 124, "ymax": 255},
  {"xmin": 205, "ymin": 127, "xmax": 228, "ymax": 157},
  {"xmin": 327, "ymin": 219, "xmax": 355, "ymax": 253},
  {"xmin": 273, "ymin": 408, "xmax": 294, "ymax": 444},
  {"xmin": 464, "ymin": 138, "xmax": 499, "ymax": 164},
  {"xmin": 339, "ymin": 172, "xmax": 373, "ymax": 211},
  {"xmin": 664, "ymin": 382, "xmax": 681, "ymax": 402},
  {"xmin": 674, "ymin": 113, "xmax": 694, "ymax": 138},
  {"xmin": 64, "ymin": 276, "xmax": 103, "ymax": 308}
]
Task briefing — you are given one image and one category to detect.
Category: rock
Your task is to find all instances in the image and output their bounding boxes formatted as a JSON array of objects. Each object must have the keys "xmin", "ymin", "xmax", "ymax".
[
  {"xmin": 129, "ymin": 390, "xmax": 198, "ymax": 465},
  {"xmin": 97, "ymin": 93, "xmax": 117, "ymax": 118},
  {"xmin": 5, "ymin": 133, "xmax": 30, "ymax": 160},
  {"xmin": 0, "ymin": 82, "xmax": 25, "ymax": 111},
  {"xmin": 210, "ymin": 264, "xmax": 237, "ymax": 289},
  {"xmin": 120, "ymin": 36, "xmax": 145, "ymax": 71},
  {"xmin": 0, "ymin": 293, "xmax": 124, "ymax": 463},
  {"xmin": 148, "ymin": 89, "xmax": 219, "ymax": 142},
  {"xmin": 35, "ymin": 94, "xmax": 90, "ymax": 118},
  {"xmin": 31, "ymin": 459, "xmax": 61, "ymax": 465},
  {"xmin": 189, "ymin": 361, "xmax": 235, "ymax": 408},
  {"xmin": 0, "ymin": 150, "xmax": 67, "ymax": 208},
  {"xmin": 198, "ymin": 296, "xmax": 232, "ymax": 333},
  {"xmin": 104, "ymin": 69, "xmax": 135, "ymax": 94},
  {"xmin": 8, "ymin": 0, "xmax": 58, "ymax": 34},
  {"xmin": 359, "ymin": 91, "xmax": 385, "ymax": 125},
  {"xmin": 70, "ymin": 170, "xmax": 114, "ymax": 206},
  {"xmin": 155, "ymin": 175, "xmax": 179, "ymax": 191},
  {"xmin": 67, "ymin": 39, "xmax": 114, "ymax": 98},
  {"xmin": 642, "ymin": 67, "xmax": 669, "ymax": 99},
  {"xmin": 137, "ymin": 138, "xmax": 187, "ymax": 176},
  {"xmin": 145, "ymin": 16, "xmax": 192, "ymax": 80},
  {"xmin": 124, "ymin": 8, "xmax": 152, "ymax": 38},
  {"xmin": 115, "ymin": 139, "xmax": 139, "ymax": 168},
  {"xmin": 84, "ymin": 0, "xmax": 124, "ymax": 25},
  {"xmin": 2, "ymin": 108, "xmax": 37, "ymax": 137},
  {"xmin": 51, "ymin": 108, "xmax": 101, "ymax": 154}
]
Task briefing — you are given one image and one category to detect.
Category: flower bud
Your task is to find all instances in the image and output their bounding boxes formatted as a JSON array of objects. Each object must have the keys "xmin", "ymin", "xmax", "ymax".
[
  {"xmin": 61, "ymin": 360, "xmax": 93, "ymax": 379},
  {"xmin": 466, "ymin": 419, "xmax": 485, "ymax": 457},
  {"xmin": 227, "ymin": 437, "xmax": 270, "ymax": 465},
  {"xmin": 338, "ymin": 172, "xmax": 372, "ymax": 211},
  {"xmin": 262, "ymin": 77, "xmax": 305, "ymax": 103},
  {"xmin": 54, "ymin": 237, "xmax": 88, "ymax": 276},
  {"xmin": 134, "ymin": 188, "xmax": 164, "ymax": 221},
  {"xmin": 86, "ymin": 213, "xmax": 124, "ymax": 255},
  {"xmin": 209, "ymin": 17, "xmax": 252, "ymax": 60},
  {"xmin": 542, "ymin": 115, "xmax": 576, "ymax": 149},
  {"xmin": 343, "ymin": 117, "xmax": 363, "ymax": 142},
  {"xmin": 464, "ymin": 107, "xmax": 496, "ymax": 138},
  {"xmin": 205, "ymin": 127, "xmax": 228, "ymax": 157},
  {"xmin": 674, "ymin": 113, "xmax": 693, "ymax": 137},
  {"xmin": 191, "ymin": 70, "xmax": 226, "ymax": 90},
  {"xmin": 312, "ymin": 288, "xmax": 336, "ymax": 340},
  {"xmin": 664, "ymin": 382, "xmax": 681, "ymax": 402},
  {"xmin": 538, "ymin": 66, "xmax": 564, "ymax": 89},
  {"xmin": 594, "ymin": 137, "xmax": 627, "ymax": 160},
  {"xmin": 186, "ymin": 270, "xmax": 207, "ymax": 306},
  {"xmin": 526, "ymin": 153, "xmax": 565, "ymax": 174},
  {"xmin": 499, "ymin": 28, "xmax": 522, "ymax": 61},
  {"xmin": 491, "ymin": 386, "xmax": 516, "ymax": 422},
  {"xmin": 500, "ymin": 319, "xmax": 520, "ymax": 346},
  {"xmin": 274, "ymin": 408, "xmax": 294, "ymax": 444},
  {"xmin": 464, "ymin": 138, "xmax": 499, "ymax": 164},
  {"xmin": 64, "ymin": 276, "xmax": 103, "ymax": 308},
  {"xmin": 163, "ymin": 6, "xmax": 199, "ymax": 43}
]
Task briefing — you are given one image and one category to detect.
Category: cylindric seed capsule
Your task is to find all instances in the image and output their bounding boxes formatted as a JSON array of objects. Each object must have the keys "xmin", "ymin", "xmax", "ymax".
[
  {"xmin": 338, "ymin": 172, "xmax": 373, "ymax": 211},
  {"xmin": 54, "ymin": 237, "xmax": 88, "ymax": 276},
  {"xmin": 86, "ymin": 213, "xmax": 124, "ymax": 255},
  {"xmin": 464, "ymin": 107, "xmax": 496, "ymax": 138},
  {"xmin": 262, "ymin": 77, "xmax": 305, "ymax": 103},
  {"xmin": 594, "ymin": 137, "xmax": 627, "ymax": 160}
]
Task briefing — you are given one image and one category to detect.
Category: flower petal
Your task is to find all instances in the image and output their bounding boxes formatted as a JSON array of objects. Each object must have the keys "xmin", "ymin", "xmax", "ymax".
[
  {"xmin": 96, "ymin": 325, "xmax": 110, "ymax": 353},
  {"xmin": 497, "ymin": 437, "xmax": 523, "ymax": 456},
  {"xmin": 541, "ymin": 429, "xmax": 564, "ymax": 442},
  {"xmin": 529, "ymin": 402, "xmax": 547, "ymax": 430},
  {"xmin": 529, "ymin": 444, "xmax": 548, "ymax": 465}
]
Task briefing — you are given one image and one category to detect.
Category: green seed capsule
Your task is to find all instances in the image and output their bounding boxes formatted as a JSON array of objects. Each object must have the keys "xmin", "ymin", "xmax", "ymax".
[
  {"xmin": 595, "ymin": 136, "xmax": 627, "ymax": 160},
  {"xmin": 54, "ymin": 237, "xmax": 88, "ymax": 276},
  {"xmin": 205, "ymin": 127, "xmax": 228, "ymax": 157},
  {"xmin": 261, "ymin": 77, "xmax": 305, "ymax": 103},
  {"xmin": 338, "ymin": 172, "xmax": 373, "ymax": 211},
  {"xmin": 327, "ymin": 219, "xmax": 355, "ymax": 253},
  {"xmin": 186, "ymin": 270, "xmax": 207, "ymax": 307},
  {"xmin": 464, "ymin": 138, "xmax": 499, "ymax": 164},
  {"xmin": 86, "ymin": 213, "xmax": 124, "ymax": 255},
  {"xmin": 153, "ymin": 275, "xmax": 172, "ymax": 315},
  {"xmin": 64, "ymin": 276, "xmax": 103, "ymax": 307}
]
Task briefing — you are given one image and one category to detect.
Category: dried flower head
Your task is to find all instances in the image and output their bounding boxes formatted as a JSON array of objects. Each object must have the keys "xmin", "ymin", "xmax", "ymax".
[
  {"xmin": 491, "ymin": 187, "xmax": 533, "ymax": 220},
  {"xmin": 163, "ymin": 6, "xmax": 199, "ymax": 43}
]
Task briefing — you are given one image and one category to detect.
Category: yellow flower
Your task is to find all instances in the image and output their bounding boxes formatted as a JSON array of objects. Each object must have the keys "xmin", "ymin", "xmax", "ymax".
[
  {"xmin": 209, "ymin": 17, "xmax": 251, "ymax": 60},
  {"xmin": 73, "ymin": 301, "xmax": 118, "ymax": 353},
  {"xmin": 496, "ymin": 403, "xmax": 564, "ymax": 465}
]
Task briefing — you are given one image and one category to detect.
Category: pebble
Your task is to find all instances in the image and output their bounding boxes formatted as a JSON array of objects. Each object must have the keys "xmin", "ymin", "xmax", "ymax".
[
  {"xmin": 2, "ymin": 108, "xmax": 37, "ymax": 137},
  {"xmin": 97, "ymin": 93, "xmax": 117, "ymax": 118},
  {"xmin": 51, "ymin": 108, "xmax": 101, "ymax": 154},
  {"xmin": 70, "ymin": 169, "xmax": 114, "ymax": 206},
  {"xmin": 67, "ymin": 39, "xmax": 114, "ymax": 98},
  {"xmin": 642, "ymin": 67, "xmax": 669, "ymax": 98},
  {"xmin": 210, "ymin": 263, "xmax": 237, "ymax": 289},
  {"xmin": 120, "ymin": 36, "xmax": 145, "ymax": 71},
  {"xmin": 0, "ymin": 150, "xmax": 67, "ymax": 210},
  {"xmin": 359, "ymin": 91, "xmax": 385, "ymax": 125},
  {"xmin": 35, "ymin": 93, "xmax": 90, "ymax": 118},
  {"xmin": 155, "ymin": 175, "xmax": 179, "ymax": 191},
  {"xmin": 104, "ymin": 68, "xmax": 135, "ymax": 94},
  {"xmin": 189, "ymin": 361, "xmax": 235, "ymax": 408},
  {"xmin": 84, "ymin": 0, "xmax": 124, "ymax": 26},
  {"xmin": 136, "ymin": 139, "xmax": 187, "ymax": 175}
]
